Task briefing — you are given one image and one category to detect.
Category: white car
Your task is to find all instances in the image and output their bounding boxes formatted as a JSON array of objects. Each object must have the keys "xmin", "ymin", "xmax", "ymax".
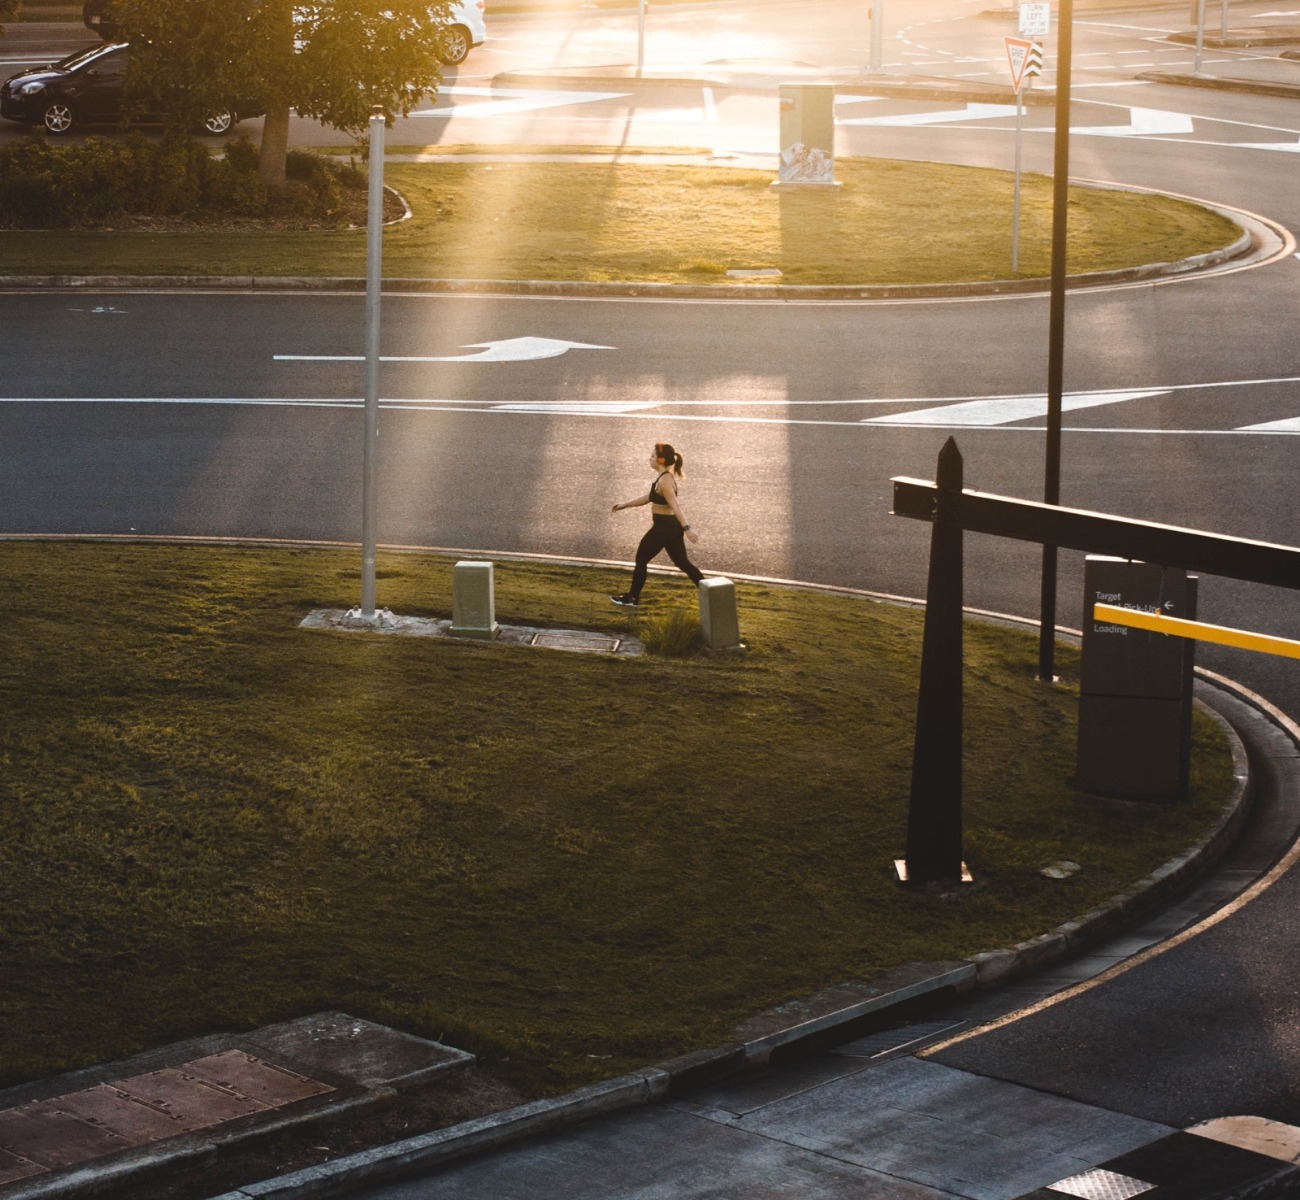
[{"xmin": 438, "ymin": 0, "xmax": 487, "ymax": 65}]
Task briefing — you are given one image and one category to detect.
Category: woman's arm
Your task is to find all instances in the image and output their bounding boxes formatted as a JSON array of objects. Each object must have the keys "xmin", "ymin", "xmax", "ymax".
[
  {"xmin": 659, "ymin": 477, "xmax": 700, "ymax": 544},
  {"xmin": 612, "ymin": 494, "xmax": 650, "ymax": 512}
]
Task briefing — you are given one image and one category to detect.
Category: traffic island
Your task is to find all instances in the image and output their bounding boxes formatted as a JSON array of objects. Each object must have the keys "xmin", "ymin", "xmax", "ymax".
[{"xmin": 0, "ymin": 539, "xmax": 1246, "ymax": 1197}]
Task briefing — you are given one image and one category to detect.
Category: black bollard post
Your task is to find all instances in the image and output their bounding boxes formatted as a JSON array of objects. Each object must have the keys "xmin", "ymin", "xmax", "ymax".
[{"xmin": 899, "ymin": 438, "xmax": 967, "ymax": 885}]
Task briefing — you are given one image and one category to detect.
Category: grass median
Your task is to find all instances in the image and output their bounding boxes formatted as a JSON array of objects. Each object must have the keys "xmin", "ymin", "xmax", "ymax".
[
  {"xmin": 0, "ymin": 151, "xmax": 1241, "ymax": 283},
  {"xmin": 0, "ymin": 540, "xmax": 1236, "ymax": 1095}
]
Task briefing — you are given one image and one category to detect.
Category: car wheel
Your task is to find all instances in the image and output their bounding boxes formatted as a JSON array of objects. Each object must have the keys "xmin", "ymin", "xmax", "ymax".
[
  {"xmin": 200, "ymin": 109, "xmax": 237, "ymax": 135},
  {"xmin": 42, "ymin": 101, "xmax": 76, "ymax": 135},
  {"xmin": 436, "ymin": 25, "xmax": 471, "ymax": 65}
]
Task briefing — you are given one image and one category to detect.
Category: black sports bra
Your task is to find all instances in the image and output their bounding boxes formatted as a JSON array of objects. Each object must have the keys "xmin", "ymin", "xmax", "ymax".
[{"xmin": 649, "ymin": 472, "xmax": 671, "ymax": 505}]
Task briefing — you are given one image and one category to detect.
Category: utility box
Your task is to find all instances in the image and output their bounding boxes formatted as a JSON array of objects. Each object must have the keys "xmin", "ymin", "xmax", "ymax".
[
  {"xmin": 698, "ymin": 577, "xmax": 744, "ymax": 652},
  {"xmin": 772, "ymin": 83, "xmax": 841, "ymax": 189},
  {"xmin": 450, "ymin": 560, "xmax": 499, "ymax": 640},
  {"xmin": 1076, "ymin": 557, "xmax": 1197, "ymax": 801}
]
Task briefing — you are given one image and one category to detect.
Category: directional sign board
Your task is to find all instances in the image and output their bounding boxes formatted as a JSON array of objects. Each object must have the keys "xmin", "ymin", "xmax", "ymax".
[{"xmin": 1018, "ymin": 2, "xmax": 1050, "ymax": 36}]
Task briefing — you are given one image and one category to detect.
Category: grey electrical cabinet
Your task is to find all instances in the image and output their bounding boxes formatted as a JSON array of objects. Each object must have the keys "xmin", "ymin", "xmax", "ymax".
[{"xmin": 1076, "ymin": 557, "xmax": 1197, "ymax": 801}]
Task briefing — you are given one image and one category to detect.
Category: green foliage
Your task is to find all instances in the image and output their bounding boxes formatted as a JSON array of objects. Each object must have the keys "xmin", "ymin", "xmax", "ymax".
[
  {"xmin": 0, "ymin": 0, "xmax": 21, "ymax": 26},
  {"xmin": 0, "ymin": 133, "xmax": 368, "ymax": 227},
  {"xmin": 639, "ymin": 607, "xmax": 702, "ymax": 656},
  {"xmin": 112, "ymin": 0, "xmax": 453, "ymax": 139}
]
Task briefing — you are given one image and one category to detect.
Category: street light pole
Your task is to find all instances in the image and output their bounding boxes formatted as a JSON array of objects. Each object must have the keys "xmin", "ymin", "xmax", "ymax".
[
  {"xmin": 1038, "ymin": 0, "xmax": 1073, "ymax": 682},
  {"xmin": 870, "ymin": 0, "xmax": 884, "ymax": 74},
  {"xmin": 361, "ymin": 106, "xmax": 385, "ymax": 620},
  {"xmin": 637, "ymin": 0, "xmax": 646, "ymax": 76}
]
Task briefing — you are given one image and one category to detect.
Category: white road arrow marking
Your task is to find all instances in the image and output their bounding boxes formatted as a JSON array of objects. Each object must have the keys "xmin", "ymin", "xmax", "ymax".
[
  {"xmin": 863, "ymin": 388, "xmax": 1169, "ymax": 426},
  {"xmin": 838, "ymin": 102, "xmax": 1019, "ymax": 126},
  {"xmin": 410, "ymin": 87, "xmax": 630, "ymax": 120},
  {"xmin": 275, "ymin": 338, "xmax": 615, "ymax": 364}
]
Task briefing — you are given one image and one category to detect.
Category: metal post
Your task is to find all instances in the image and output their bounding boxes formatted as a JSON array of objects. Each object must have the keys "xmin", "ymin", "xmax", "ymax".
[
  {"xmin": 637, "ymin": 0, "xmax": 646, "ymax": 76},
  {"xmin": 870, "ymin": 0, "xmax": 884, "ymax": 74},
  {"xmin": 1011, "ymin": 87, "xmax": 1023, "ymax": 273},
  {"xmin": 1039, "ymin": 0, "xmax": 1072, "ymax": 683},
  {"xmin": 900, "ymin": 437, "xmax": 965, "ymax": 886},
  {"xmin": 1220, "ymin": 0, "xmax": 1228, "ymax": 39},
  {"xmin": 1194, "ymin": 0, "xmax": 1206, "ymax": 74},
  {"xmin": 361, "ymin": 107, "xmax": 384, "ymax": 620}
]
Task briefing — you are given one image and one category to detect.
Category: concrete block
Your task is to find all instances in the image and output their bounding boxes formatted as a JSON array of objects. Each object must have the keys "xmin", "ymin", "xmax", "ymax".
[
  {"xmin": 698, "ymin": 578, "xmax": 742, "ymax": 652},
  {"xmin": 450, "ymin": 561, "xmax": 499, "ymax": 640}
]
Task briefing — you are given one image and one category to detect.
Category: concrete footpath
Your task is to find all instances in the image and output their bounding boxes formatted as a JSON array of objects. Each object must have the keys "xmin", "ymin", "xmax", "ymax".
[{"xmin": 200, "ymin": 674, "xmax": 1300, "ymax": 1200}]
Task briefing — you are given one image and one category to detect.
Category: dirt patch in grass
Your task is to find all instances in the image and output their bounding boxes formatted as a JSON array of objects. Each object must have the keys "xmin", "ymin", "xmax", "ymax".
[
  {"xmin": 0, "ymin": 154, "xmax": 1241, "ymax": 282},
  {"xmin": 0, "ymin": 541, "xmax": 1235, "ymax": 1102}
]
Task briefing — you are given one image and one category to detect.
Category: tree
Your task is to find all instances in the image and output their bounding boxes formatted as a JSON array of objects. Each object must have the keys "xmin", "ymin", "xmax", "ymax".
[
  {"xmin": 111, "ymin": 0, "xmax": 452, "ymax": 192},
  {"xmin": 0, "ymin": 0, "xmax": 24, "ymax": 35}
]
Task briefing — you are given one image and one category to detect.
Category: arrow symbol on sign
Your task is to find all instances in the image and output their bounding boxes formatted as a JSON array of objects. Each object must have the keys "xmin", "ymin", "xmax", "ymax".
[{"xmin": 275, "ymin": 337, "xmax": 615, "ymax": 364}]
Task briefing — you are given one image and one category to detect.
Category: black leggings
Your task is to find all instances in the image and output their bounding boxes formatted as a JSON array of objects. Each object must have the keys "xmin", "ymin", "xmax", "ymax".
[{"xmin": 629, "ymin": 514, "xmax": 703, "ymax": 598}]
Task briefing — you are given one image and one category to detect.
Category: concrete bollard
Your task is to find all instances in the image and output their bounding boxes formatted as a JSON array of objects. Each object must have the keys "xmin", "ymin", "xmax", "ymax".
[
  {"xmin": 698, "ymin": 577, "xmax": 744, "ymax": 652},
  {"xmin": 450, "ymin": 560, "xmax": 499, "ymax": 640}
]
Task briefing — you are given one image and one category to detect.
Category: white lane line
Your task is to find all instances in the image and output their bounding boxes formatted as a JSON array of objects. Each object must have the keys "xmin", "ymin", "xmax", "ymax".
[
  {"xmin": 6, "ymin": 396, "xmax": 1300, "ymax": 436},
  {"xmin": 863, "ymin": 389, "xmax": 1169, "ymax": 427}
]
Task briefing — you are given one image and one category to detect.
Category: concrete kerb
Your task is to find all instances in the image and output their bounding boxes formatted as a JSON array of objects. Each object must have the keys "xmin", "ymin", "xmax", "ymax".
[{"xmin": 36, "ymin": 540, "xmax": 1239, "ymax": 1200}]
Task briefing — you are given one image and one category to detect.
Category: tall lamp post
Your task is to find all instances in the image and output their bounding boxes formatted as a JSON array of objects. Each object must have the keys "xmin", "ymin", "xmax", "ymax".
[
  {"xmin": 360, "ymin": 105, "xmax": 385, "ymax": 621},
  {"xmin": 870, "ymin": 0, "xmax": 884, "ymax": 74},
  {"xmin": 1038, "ymin": 0, "xmax": 1073, "ymax": 682}
]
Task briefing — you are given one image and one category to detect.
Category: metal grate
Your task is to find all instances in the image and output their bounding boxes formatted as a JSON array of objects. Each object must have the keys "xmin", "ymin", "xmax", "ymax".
[{"xmin": 1047, "ymin": 1168, "xmax": 1157, "ymax": 1200}]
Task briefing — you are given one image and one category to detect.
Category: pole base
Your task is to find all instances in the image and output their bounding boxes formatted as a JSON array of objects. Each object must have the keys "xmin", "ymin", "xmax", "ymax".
[
  {"xmin": 342, "ymin": 606, "xmax": 400, "ymax": 630},
  {"xmin": 894, "ymin": 858, "xmax": 974, "ymax": 886}
]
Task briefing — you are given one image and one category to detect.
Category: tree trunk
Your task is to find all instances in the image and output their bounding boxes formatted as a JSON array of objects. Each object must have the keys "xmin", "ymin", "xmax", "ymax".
[{"xmin": 259, "ymin": 103, "xmax": 291, "ymax": 195}]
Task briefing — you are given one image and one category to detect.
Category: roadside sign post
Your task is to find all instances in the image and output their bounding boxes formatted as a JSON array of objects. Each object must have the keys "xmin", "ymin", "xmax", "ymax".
[{"xmin": 1003, "ymin": 38, "xmax": 1041, "ymax": 274}]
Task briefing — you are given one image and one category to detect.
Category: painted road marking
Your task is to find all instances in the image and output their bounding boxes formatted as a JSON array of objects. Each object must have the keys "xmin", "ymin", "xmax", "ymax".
[
  {"xmin": 1072, "ymin": 106, "xmax": 1194, "ymax": 136},
  {"xmin": 275, "ymin": 338, "xmax": 615, "ymax": 364},
  {"xmin": 410, "ymin": 87, "xmax": 631, "ymax": 120},
  {"xmin": 1236, "ymin": 416, "xmax": 1300, "ymax": 432},
  {"xmin": 838, "ymin": 102, "xmax": 1019, "ymax": 127},
  {"xmin": 862, "ymin": 389, "xmax": 1169, "ymax": 427}
]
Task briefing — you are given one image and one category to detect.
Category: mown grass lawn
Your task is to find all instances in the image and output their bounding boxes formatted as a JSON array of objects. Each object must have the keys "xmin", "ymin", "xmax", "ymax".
[
  {"xmin": 0, "ymin": 153, "xmax": 1241, "ymax": 284},
  {"xmin": 0, "ymin": 541, "xmax": 1235, "ymax": 1095}
]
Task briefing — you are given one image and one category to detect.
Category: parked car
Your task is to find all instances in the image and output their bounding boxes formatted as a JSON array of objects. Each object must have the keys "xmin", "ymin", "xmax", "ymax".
[
  {"xmin": 0, "ymin": 42, "xmax": 263, "ymax": 135},
  {"xmin": 437, "ymin": 0, "xmax": 487, "ymax": 65},
  {"xmin": 82, "ymin": 0, "xmax": 487, "ymax": 66}
]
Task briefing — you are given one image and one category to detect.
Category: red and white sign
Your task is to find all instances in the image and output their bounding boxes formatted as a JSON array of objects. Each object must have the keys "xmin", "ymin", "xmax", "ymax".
[{"xmin": 1004, "ymin": 38, "xmax": 1043, "ymax": 93}]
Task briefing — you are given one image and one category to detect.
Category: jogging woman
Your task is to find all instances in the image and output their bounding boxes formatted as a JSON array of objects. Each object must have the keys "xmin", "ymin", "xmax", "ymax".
[{"xmin": 610, "ymin": 442, "xmax": 703, "ymax": 607}]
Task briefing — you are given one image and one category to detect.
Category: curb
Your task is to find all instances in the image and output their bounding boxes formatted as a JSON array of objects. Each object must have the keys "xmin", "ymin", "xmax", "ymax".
[{"xmin": 1137, "ymin": 71, "xmax": 1300, "ymax": 99}]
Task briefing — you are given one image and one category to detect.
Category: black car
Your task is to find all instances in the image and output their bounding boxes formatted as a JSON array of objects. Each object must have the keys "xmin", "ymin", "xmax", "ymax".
[{"xmin": 0, "ymin": 42, "xmax": 263, "ymax": 135}]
